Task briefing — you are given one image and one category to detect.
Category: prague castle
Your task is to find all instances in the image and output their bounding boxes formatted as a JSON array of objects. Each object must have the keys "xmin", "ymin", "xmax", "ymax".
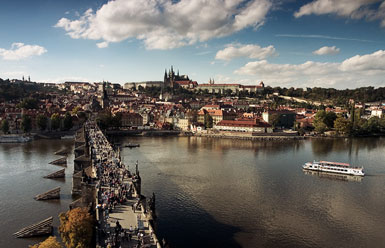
[
  {"xmin": 196, "ymin": 79, "xmax": 264, "ymax": 94},
  {"xmin": 124, "ymin": 66, "xmax": 264, "ymax": 93},
  {"xmin": 164, "ymin": 66, "xmax": 197, "ymax": 89}
]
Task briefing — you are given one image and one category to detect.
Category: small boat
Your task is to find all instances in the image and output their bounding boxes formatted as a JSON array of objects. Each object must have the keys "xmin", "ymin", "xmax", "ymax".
[
  {"xmin": 303, "ymin": 161, "xmax": 364, "ymax": 176},
  {"xmin": 61, "ymin": 135, "xmax": 75, "ymax": 140},
  {"xmin": 0, "ymin": 135, "xmax": 31, "ymax": 143},
  {"xmin": 125, "ymin": 143, "xmax": 140, "ymax": 148}
]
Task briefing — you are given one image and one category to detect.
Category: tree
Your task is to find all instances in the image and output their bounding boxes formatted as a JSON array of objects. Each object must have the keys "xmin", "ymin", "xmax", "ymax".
[
  {"xmin": 204, "ymin": 113, "xmax": 213, "ymax": 129},
  {"xmin": 380, "ymin": 117, "xmax": 385, "ymax": 132},
  {"xmin": 96, "ymin": 111, "xmax": 113, "ymax": 130},
  {"xmin": 314, "ymin": 121, "xmax": 327, "ymax": 133},
  {"xmin": 111, "ymin": 112, "xmax": 122, "ymax": 128},
  {"xmin": 59, "ymin": 207, "xmax": 94, "ymax": 248},
  {"xmin": 21, "ymin": 115, "xmax": 32, "ymax": 133},
  {"xmin": 51, "ymin": 113, "xmax": 61, "ymax": 130},
  {"xmin": 367, "ymin": 116, "xmax": 381, "ymax": 133},
  {"xmin": 313, "ymin": 110, "xmax": 336, "ymax": 133},
  {"xmin": 63, "ymin": 113, "xmax": 73, "ymax": 130},
  {"xmin": 29, "ymin": 236, "xmax": 62, "ymax": 248},
  {"xmin": 225, "ymin": 89, "xmax": 232, "ymax": 96},
  {"xmin": 18, "ymin": 98, "xmax": 38, "ymax": 109},
  {"xmin": 37, "ymin": 114, "xmax": 48, "ymax": 131},
  {"xmin": 334, "ymin": 116, "xmax": 352, "ymax": 135},
  {"xmin": 324, "ymin": 111, "xmax": 337, "ymax": 129},
  {"xmin": 1, "ymin": 119, "xmax": 9, "ymax": 134},
  {"xmin": 269, "ymin": 113, "xmax": 280, "ymax": 128}
]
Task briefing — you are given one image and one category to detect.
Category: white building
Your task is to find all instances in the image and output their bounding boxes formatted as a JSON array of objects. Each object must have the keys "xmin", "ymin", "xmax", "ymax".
[{"xmin": 214, "ymin": 119, "xmax": 273, "ymax": 133}]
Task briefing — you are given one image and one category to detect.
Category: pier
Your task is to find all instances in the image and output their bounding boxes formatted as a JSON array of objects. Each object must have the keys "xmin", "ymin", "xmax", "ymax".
[{"xmin": 73, "ymin": 121, "xmax": 161, "ymax": 248}]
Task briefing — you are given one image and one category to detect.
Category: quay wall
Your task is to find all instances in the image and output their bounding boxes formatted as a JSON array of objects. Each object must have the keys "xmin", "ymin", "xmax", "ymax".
[{"xmin": 195, "ymin": 132, "xmax": 305, "ymax": 140}]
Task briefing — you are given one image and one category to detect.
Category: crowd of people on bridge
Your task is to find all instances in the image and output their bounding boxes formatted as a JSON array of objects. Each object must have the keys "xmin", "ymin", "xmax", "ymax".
[{"xmin": 84, "ymin": 121, "xmax": 150, "ymax": 248}]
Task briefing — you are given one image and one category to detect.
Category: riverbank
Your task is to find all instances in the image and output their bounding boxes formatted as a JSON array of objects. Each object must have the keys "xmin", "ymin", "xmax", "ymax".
[{"xmin": 195, "ymin": 132, "xmax": 305, "ymax": 140}]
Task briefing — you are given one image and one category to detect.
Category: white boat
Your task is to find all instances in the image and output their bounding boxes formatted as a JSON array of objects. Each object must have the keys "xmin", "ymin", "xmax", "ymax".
[
  {"xmin": 61, "ymin": 135, "xmax": 75, "ymax": 140},
  {"xmin": 302, "ymin": 160, "xmax": 365, "ymax": 176},
  {"xmin": 0, "ymin": 135, "xmax": 31, "ymax": 143}
]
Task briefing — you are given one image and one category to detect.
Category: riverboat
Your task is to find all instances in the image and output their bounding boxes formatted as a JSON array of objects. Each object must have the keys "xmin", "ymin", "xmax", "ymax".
[
  {"xmin": 61, "ymin": 134, "xmax": 75, "ymax": 140},
  {"xmin": 302, "ymin": 161, "xmax": 365, "ymax": 176},
  {"xmin": 0, "ymin": 135, "xmax": 31, "ymax": 143},
  {"xmin": 125, "ymin": 143, "xmax": 140, "ymax": 148}
]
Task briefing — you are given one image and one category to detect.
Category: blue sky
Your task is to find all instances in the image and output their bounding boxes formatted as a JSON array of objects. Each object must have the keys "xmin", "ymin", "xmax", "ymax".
[{"xmin": 0, "ymin": 0, "xmax": 385, "ymax": 89}]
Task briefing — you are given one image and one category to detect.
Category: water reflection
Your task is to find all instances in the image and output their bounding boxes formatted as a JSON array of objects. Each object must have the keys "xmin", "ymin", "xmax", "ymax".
[
  {"xmin": 120, "ymin": 136, "xmax": 385, "ymax": 248},
  {"xmin": 186, "ymin": 137, "xmax": 305, "ymax": 156},
  {"xmin": 311, "ymin": 137, "xmax": 385, "ymax": 156},
  {"xmin": 303, "ymin": 169, "xmax": 363, "ymax": 182}
]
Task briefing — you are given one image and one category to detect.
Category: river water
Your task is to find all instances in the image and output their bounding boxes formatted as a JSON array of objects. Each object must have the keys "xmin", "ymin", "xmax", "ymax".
[
  {"xmin": 1, "ymin": 137, "xmax": 385, "ymax": 247},
  {"xmin": 0, "ymin": 139, "xmax": 74, "ymax": 248}
]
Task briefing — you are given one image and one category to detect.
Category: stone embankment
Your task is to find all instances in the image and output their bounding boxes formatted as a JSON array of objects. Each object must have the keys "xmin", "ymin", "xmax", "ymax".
[{"xmin": 195, "ymin": 132, "xmax": 305, "ymax": 141}]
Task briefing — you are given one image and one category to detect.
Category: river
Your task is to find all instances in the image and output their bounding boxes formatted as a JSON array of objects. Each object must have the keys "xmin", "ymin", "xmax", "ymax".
[{"xmin": 1, "ymin": 137, "xmax": 385, "ymax": 247}]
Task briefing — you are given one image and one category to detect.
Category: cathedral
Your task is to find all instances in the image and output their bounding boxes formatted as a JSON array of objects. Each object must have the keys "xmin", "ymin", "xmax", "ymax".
[{"xmin": 163, "ymin": 66, "xmax": 190, "ymax": 88}]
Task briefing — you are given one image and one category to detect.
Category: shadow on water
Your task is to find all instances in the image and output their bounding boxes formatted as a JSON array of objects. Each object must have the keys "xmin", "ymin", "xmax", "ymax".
[
  {"xmin": 153, "ymin": 179, "xmax": 242, "ymax": 248},
  {"xmin": 311, "ymin": 137, "xmax": 385, "ymax": 156},
  {"xmin": 118, "ymin": 137, "xmax": 242, "ymax": 248},
  {"xmin": 186, "ymin": 136, "xmax": 305, "ymax": 157}
]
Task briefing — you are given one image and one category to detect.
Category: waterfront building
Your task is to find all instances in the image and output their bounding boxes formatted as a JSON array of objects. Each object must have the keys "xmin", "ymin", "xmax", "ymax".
[
  {"xmin": 371, "ymin": 108, "xmax": 384, "ymax": 118},
  {"xmin": 197, "ymin": 109, "xmax": 236, "ymax": 125},
  {"xmin": 120, "ymin": 112, "xmax": 143, "ymax": 127},
  {"xmin": 175, "ymin": 118, "xmax": 191, "ymax": 131},
  {"xmin": 262, "ymin": 110, "xmax": 296, "ymax": 128},
  {"xmin": 214, "ymin": 119, "xmax": 273, "ymax": 133}
]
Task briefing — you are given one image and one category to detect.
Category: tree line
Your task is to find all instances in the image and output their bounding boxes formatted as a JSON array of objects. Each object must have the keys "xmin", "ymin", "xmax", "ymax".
[
  {"xmin": 1, "ymin": 112, "xmax": 75, "ymax": 134},
  {"xmin": 312, "ymin": 109, "xmax": 385, "ymax": 136},
  {"xmin": 268, "ymin": 86, "xmax": 385, "ymax": 106}
]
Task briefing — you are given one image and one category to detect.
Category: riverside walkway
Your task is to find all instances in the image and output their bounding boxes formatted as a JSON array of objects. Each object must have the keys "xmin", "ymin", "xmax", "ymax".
[{"xmin": 83, "ymin": 121, "xmax": 160, "ymax": 248}]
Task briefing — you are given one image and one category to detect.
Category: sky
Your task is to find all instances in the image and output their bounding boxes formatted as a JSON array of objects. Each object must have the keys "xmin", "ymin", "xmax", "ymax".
[{"xmin": 0, "ymin": 0, "xmax": 385, "ymax": 89}]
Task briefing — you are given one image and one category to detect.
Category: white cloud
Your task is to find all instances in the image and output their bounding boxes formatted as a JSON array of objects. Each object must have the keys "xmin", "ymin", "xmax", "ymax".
[
  {"xmin": 294, "ymin": 0, "xmax": 385, "ymax": 27},
  {"xmin": 0, "ymin": 71, "xmax": 26, "ymax": 78},
  {"xmin": 96, "ymin": 41, "xmax": 109, "ymax": 48},
  {"xmin": 215, "ymin": 43, "xmax": 277, "ymax": 61},
  {"xmin": 276, "ymin": 34, "xmax": 375, "ymax": 43},
  {"xmin": 55, "ymin": 0, "xmax": 272, "ymax": 50},
  {"xmin": 42, "ymin": 76, "xmax": 92, "ymax": 84},
  {"xmin": 196, "ymin": 51, "xmax": 212, "ymax": 56},
  {"xmin": 340, "ymin": 50, "xmax": 385, "ymax": 71},
  {"xmin": 234, "ymin": 50, "xmax": 385, "ymax": 88},
  {"xmin": 0, "ymin": 43, "xmax": 47, "ymax": 61},
  {"xmin": 313, "ymin": 46, "xmax": 340, "ymax": 55}
]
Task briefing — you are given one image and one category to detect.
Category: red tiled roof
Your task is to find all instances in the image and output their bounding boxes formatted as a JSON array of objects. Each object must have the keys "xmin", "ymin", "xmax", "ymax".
[
  {"xmin": 175, "ymin": 81, "xmax": 192, "ymax": 85},
  {"xmin": 203, "ymin": 104, "xmax": 220, "ymax": 108}
]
